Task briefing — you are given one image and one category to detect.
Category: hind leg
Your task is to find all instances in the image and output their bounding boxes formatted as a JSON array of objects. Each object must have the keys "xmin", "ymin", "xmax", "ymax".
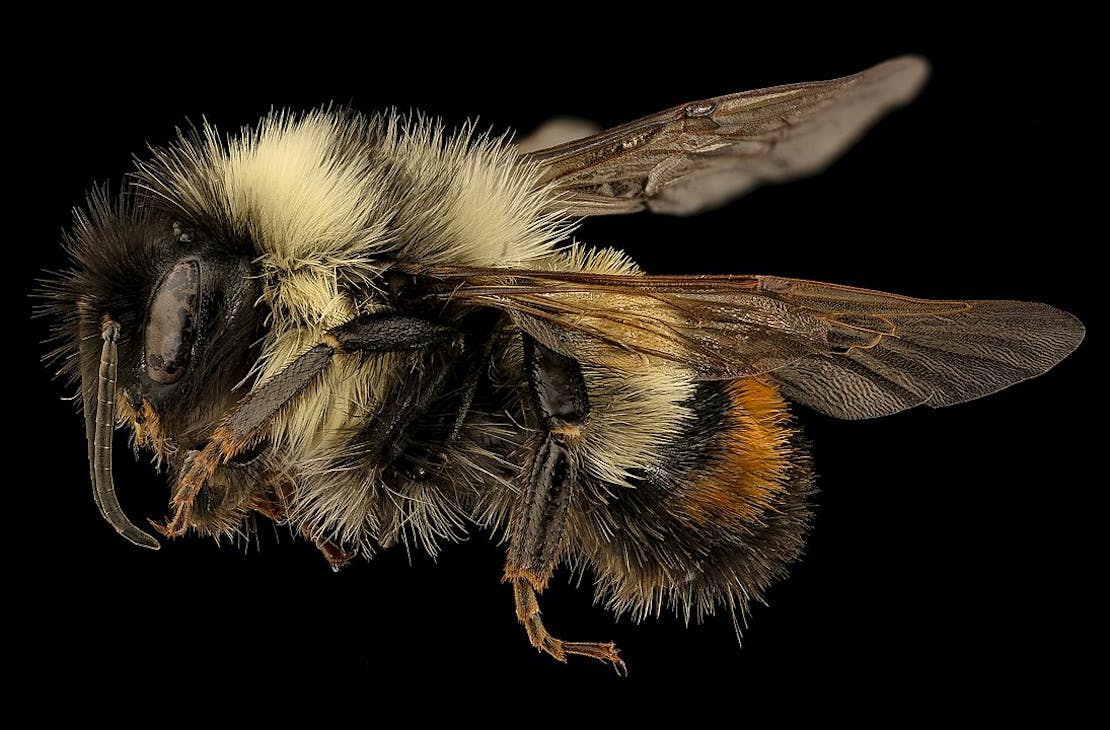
[{"xmin": 504, "ymin": 336, "xmax": 624, "ymax": 673}]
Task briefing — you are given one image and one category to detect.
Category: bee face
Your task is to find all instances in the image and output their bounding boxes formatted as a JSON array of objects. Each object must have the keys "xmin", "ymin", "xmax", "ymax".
[
  {"xmin": 44, "ymin": 197, "xmax": 263, "ymax": 457},
  {"xmin": 123, "ymin": 244, "xmax": 261, "ymax": 448}
]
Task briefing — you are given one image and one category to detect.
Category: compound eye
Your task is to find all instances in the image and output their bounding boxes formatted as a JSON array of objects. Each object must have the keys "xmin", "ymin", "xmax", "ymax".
[{"xmin": 145, "ymin": 260, "xmax": 199, "ymax": 384}]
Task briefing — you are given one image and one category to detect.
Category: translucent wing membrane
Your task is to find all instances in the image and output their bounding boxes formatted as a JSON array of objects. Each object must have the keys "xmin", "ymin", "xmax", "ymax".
[
  {"xmin": 412, "ymin": 267, "xmax": 1084, "ymax": 419},
  {"xmin": 524, "ymin": 56, "xmax": 929, "ymax": 216},
  {"xmin": 755, "ymin": 280, "xmax": 1085, "ymax": 418}
]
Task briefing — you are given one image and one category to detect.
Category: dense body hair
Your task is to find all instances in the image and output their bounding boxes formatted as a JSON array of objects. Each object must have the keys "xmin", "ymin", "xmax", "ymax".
[
  {"xmin": 576, "ymin": 380, "xmax": 813, "ymax": 623},
  {"xmin": 43, "ymin": 109, "xmax": 813, "ymax": 623},
  {"xmin": 135, "ymin": 111, "xmax": 571, "ymax": 543}
]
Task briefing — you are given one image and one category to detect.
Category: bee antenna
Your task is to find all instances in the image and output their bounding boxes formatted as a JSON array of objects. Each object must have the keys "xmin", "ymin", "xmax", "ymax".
[{"xmin": 90, "ymin": 317, "xmax": 159, "ymax": 550}]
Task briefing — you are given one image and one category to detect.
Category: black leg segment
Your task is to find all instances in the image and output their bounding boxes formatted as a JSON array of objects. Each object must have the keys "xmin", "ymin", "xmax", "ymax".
[
  {"xmin": 506, "ymin": 336, "xmax": 590, "ymax": 588},
  {"xmin": 505, "ymin": 337, "xmax": 624, "ymax": 671},
  {"xmin": 326, "ymin": 312, "xmax": 456, "ymax": 353},
  {"xmin": 523, "ymin": 335, "xmax": 589, "ymax": 425},
  {"xmin": 507, "ymin": 430, "xmax": 579, "ymax": 588}
]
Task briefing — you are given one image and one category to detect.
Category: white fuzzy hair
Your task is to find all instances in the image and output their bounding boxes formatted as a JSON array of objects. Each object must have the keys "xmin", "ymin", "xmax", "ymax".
[{"xmin": 138, "ymin": 110, "xmax": 693, "ymax": 554}]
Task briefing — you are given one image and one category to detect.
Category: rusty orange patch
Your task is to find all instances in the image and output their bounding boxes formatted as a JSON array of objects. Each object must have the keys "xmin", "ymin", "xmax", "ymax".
[
  {"xmin": 550, "ymin": 421, "xmax": 585, "ymax": 442},
  {"xmin": 676, "ymin": 378, "xmax": 796, "ymax": 525}
]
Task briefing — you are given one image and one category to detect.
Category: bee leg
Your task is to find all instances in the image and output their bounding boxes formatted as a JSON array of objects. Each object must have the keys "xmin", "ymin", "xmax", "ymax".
[
  {"xmin": 444, "ymin": 322, "xmax": 499, "ymax": 442},
  {"xmin": 380, "ymin": 311, "xmax": 503, "ymax": 480},
  {"xmin": 163, "ymin": 312, "xmax": 457, "ymax": 536},
  {"xmin": 372, "ymin": 349, "xmax": 461, "ymax": 468},
  {"xmin": 513, "ymin": 580, "xmax": 625, "ymax": 675},
  {"xmin": 504, "ymin": 336, "xmax": 625, "ymax": 673},
  {"xmin": 254, "ymin": 490, "xmax": 354, "ymax": 572},
  {"xmin": 398, "ymin": 320, "xmax": 503, "ymax": 479},
  {"xmin": 505, "ymin": 336, "xmax": 587, "ymax": 588}
]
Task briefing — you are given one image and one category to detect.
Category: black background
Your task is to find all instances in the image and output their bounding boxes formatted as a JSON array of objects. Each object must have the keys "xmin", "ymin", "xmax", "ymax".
[{"xmin": 13, "ymin": 18, "xmax": 1097, "ymax": 711}]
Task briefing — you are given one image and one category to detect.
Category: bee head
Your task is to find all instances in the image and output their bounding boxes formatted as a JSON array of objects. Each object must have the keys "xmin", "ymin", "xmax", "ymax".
[{"xmin": 38, "ymin": 188, "xmax": 263, "ymax": 548}]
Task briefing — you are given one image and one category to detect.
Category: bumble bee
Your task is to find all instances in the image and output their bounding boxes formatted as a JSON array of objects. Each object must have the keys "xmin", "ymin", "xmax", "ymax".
[{"xmin": 39, "ymin": 56, "xmax": 1084, "ymax": 673}]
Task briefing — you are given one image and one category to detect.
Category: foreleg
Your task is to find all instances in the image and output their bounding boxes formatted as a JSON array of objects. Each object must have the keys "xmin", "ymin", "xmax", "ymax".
[{"xmin": 161, "ymin": 313, "xmax": 456, "ymax": 536}]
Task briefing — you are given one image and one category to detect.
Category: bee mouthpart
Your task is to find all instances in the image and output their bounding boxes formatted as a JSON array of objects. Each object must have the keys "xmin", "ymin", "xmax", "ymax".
[{"xmin": 89, "ymin": 316, "xmax": 160, "ymax": 550}]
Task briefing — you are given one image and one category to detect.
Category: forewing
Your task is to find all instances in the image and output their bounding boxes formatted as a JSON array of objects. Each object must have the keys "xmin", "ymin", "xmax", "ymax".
[
  {"xmin": 524, "ymin": 56, "xmax": 929, "ymax": 216},
  {"xmin": 752, "ymin": 277, "xmax": 1084, "ymax": 418},
  {"xmin": 417, "ymin": 267, "xmax": 816, "ymax": 376},
  {"xmin": 414, "ymin": 267, "xmax": 1084, "ymax": 419}
]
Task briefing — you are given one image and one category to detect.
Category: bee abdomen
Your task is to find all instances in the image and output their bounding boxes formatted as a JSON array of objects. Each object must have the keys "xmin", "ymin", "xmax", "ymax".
[{"xmin": 574, "ymin": 379, "xmax": 814, "ymax": 623}]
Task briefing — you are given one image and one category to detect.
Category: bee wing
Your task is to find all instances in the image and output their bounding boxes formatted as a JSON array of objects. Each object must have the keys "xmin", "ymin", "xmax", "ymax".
[
  {"xmin": 523, "ymin": 56, "xmax": 929, "ymax": 216},
  {"xmin": 415, "ymin": 267, "xmax": 1084, "ymax": 419},
  {"xmin": 514, "ymin": 117, "xmax": 601, "ymax": 153}
]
